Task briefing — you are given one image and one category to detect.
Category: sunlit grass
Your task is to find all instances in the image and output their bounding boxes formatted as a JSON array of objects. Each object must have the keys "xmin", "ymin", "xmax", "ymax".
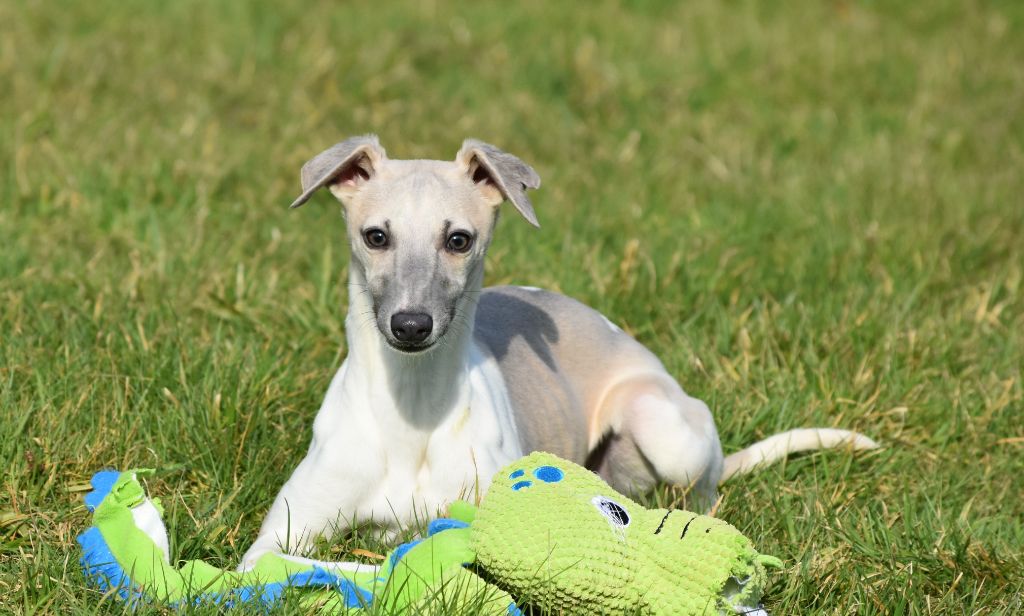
[{"xmin": 1, "ymin": 0, "xmax": 1022, "ymax": 613}]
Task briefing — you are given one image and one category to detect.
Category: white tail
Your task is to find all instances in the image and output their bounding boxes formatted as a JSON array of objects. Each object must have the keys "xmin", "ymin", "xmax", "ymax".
[{"xmin": 720, "ymin": 428, "xmax": 879, "ymax": 483}]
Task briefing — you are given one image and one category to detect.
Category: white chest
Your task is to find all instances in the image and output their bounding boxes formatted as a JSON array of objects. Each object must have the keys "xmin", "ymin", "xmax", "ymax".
[{"xmin": 313, "ymin": 343, "xmax": 523, "ymax": 529}]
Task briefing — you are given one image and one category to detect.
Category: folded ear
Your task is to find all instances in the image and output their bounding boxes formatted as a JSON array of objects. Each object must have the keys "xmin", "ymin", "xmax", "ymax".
[
  {"xmin": 456, "ymin": 139, "xmax": 541, "ymax": 227},
  {"xmin": 289, "ymin": 135, "xmax": 387, "ymax": 208}
]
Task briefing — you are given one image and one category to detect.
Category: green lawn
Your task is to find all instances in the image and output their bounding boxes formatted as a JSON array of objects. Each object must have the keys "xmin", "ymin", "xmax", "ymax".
[{"xmin": 2, "ymin": 0, "xmax": 1022, "ymax": 613}]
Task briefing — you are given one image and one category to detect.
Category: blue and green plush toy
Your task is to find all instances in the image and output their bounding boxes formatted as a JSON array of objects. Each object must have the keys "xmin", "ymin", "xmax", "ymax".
[{"xmin": 79, "ymin": 452, "xmax": 782, "ymax": 614}]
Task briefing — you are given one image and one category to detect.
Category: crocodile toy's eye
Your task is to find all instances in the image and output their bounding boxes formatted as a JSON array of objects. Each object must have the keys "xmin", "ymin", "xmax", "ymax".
[{"xmin": 592, "ymin": 496, "xmax": 630, "ymax": 527}]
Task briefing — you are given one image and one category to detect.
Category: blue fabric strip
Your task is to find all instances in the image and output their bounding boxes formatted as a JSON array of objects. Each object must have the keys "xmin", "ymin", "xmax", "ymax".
[
  {"xmin": 83, "ymin": 470, "xmax": 122, "ymax": 512},
  {"xmin": 427, "ymin": 518, "xmax": 469, "ymax": 536}
]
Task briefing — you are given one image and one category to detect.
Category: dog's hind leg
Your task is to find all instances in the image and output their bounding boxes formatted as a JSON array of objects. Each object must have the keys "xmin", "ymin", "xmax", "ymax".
[
  {"xmin": 587, "ymin": 375, "xmax": 879, "ymax": 506},
  {"xmin": 587, "ymin": 374, "xmax": 724, "ymax": 507}
]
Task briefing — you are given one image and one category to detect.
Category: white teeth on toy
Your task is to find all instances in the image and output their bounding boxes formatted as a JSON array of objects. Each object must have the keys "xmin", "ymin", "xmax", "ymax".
[
  {"xmin": 722, "ymin": 572, "xmax": 769, "ymax": 616},
  {"xmin": 276, "ymin": 553, "xmax": 381, "ymax": 574},
  {"xmin": 131, "ymin": 497, "xmax": 171, "ymax": 564}
]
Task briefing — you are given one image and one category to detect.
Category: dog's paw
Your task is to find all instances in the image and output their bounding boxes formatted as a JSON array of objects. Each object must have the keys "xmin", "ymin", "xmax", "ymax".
[{"xmin": 236, "ymin": 546, "xmax": 270, "ymax": 572}]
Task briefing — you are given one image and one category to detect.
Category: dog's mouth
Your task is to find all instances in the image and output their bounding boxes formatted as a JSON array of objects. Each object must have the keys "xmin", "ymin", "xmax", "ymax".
[{"xmin": 384, "ymin": 338, "xmax": 435, "ymax": 354}]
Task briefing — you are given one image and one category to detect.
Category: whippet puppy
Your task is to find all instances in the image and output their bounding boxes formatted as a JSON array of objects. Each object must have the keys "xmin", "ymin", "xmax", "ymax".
[{"xmin": 239, "ymin": 135, "xmax": 877, "ymax": 568}]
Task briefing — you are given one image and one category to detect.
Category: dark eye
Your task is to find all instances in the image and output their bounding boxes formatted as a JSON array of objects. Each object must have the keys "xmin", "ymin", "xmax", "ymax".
[
  {"xmin": 592, "ymin": 496, "xmax": 630, "ymax": 527},
  {"xmin": 446, "ymin": 232, "xmax": 473, "ymax": 253},
  {"xmin": 364, "ymin": 228, "xmax": 388, "ymax": 249}
]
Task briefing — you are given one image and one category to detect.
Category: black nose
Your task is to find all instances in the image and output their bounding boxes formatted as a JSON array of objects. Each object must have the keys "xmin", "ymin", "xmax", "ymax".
[{"xmin": 390, "ymin": 312, "xmax": 433, "ymax": 344}]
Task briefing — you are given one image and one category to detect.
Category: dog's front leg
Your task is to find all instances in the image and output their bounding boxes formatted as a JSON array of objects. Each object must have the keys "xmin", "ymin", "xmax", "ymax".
[{"xmin": 238, "ymin": 425, "xmax": 382, "ymax": 570}]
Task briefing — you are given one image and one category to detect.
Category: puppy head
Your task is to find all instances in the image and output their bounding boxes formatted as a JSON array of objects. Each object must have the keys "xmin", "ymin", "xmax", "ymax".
[{"xmin": 290, "ymin": 136, "xmax": 540, "ymax": 353}]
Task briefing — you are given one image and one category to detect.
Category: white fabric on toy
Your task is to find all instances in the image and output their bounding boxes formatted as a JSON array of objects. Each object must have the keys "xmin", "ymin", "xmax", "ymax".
[
  {"xmin": 129, "ymin": 483, "xmax": 171, "ymax": 563},
  {"xmin": 276, "ymin": 553, "xmax": 380, "ymax": 574}
]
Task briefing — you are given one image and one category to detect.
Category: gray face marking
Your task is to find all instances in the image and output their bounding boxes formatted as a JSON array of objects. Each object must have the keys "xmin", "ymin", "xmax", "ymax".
[
  {"xmin": 292, "ymin": 137, "xmax": 541, "ymax": 354},
  {"xmin": 340, "ymin": 161, "xmax": 497, "ymax": 353}
]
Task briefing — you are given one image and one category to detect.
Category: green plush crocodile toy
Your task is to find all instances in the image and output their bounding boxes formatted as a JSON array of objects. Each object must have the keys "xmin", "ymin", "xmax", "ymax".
[{"xmin": 79, "ymin": 452, "xmax": 782, "ymax": 614}]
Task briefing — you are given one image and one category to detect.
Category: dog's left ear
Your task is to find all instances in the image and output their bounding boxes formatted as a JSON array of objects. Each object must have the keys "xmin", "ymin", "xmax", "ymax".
[{"xmin": 456, "ymin": 139, "xmax": 541, "ymax": 227}]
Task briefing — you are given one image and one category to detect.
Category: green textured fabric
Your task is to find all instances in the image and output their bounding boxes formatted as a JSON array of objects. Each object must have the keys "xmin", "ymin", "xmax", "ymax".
[
  {"xmin": 468, "ymin": 452, "xmax": 782, "ymax": 615},
  {"xmin": 85, "ymin": 470, "xmax": 379, "ymax": 606},
  {"xmin": 81, "ymin": 469, "xmax": 508, "ymax": 613},
  {"xmin": 82, "ymin": 455, "xmax": 780, "ymax": 614},
  {"xmin": 379, "ymin": 527, "xmax": 479, "ymax": 610}
]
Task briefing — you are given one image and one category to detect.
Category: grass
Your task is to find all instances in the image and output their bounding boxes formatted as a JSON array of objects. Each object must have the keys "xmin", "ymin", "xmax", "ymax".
[{"xmin": 1, "ymin": 0, "xmax": 1023, "ymax": 612}]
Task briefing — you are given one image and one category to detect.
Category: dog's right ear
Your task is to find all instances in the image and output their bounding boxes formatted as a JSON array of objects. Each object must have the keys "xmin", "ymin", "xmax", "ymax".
[{"xmin": 289, "ymin": 135, "xmax": 387, "ymax": 208}]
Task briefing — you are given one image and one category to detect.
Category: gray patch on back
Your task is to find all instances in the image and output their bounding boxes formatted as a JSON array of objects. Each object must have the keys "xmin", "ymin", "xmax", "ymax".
[{"xmin": 473, "ymin": 286, "xmax": 664, "ymax": 464}]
